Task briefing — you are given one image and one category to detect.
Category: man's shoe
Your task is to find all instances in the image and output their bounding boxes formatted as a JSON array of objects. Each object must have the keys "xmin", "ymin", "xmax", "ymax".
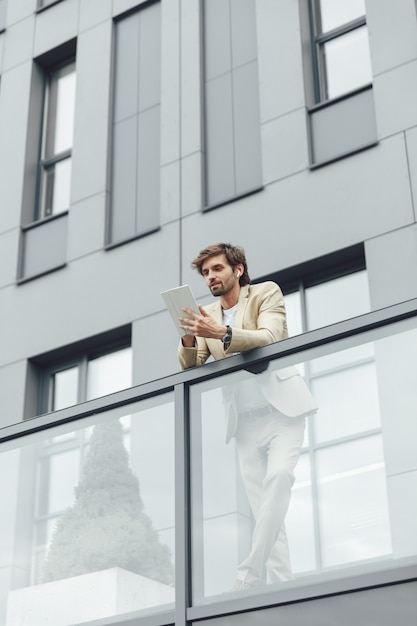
[{"xmin": 229, "ymin": 579, "xmax": 257, "ymax": 592}]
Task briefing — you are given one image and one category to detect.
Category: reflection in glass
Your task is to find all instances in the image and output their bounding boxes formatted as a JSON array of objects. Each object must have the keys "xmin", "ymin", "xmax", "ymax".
[
  {"xmin": 190, "ymin": 319, "xmax": 417, "ymax": 605},
  {"xmin": 284, "ymin": 291, "xmax": 303, "ymax": 337},
  {"xmin": 322, "ymin": 26, "xmax": 372, "ymax": 100},
  {"xmin": 50, "ymin": 158, "xmax": 72, "ymax": 215},
  {"xmin": 54, "ymin": 70, "xmax": 76, "ymax": 153},
  {"xmin": 286, "ymin": 453, "xmax": 316, "ymax": 573},
  {"xmin": 48, "ymin": 449, "xmax": 79, "ymax": 513},
  {"xmin": 52, "ymin": 367, "xmax": 78, "ymax": 410},
  {"xmin": 39, "ymin": 62, "xmax": 76, "ymax": 220},
  {"xmin": 191, "ymin": 365, "xmax": 314, "ymax": 599},
  {"xmin": 319, "ymin": 0, "xmax": 366, "ymax": 33},
  {"xmin": 86, "ymin": 347, "xmax": 132, "ymax": 400},
  {"xmin": 317, "ymin": 436, "xmax": 392, "ymax": 566},
  {"xmin": 306, "ymin": 270, "xmax": 370, "ymax": 330},
  {"xmin": 312, "ymin": 361, "xmax": 380, "ymax": 443},
  {"xmin": 2, "ymin": 399, "xmax": 175, "ymax": 625}
]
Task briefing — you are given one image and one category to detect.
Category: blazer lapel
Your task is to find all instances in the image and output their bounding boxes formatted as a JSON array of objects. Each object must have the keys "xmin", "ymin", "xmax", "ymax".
[{"xmin": 235, "ymin": 284, "xmax": 250, "ymax": 328}]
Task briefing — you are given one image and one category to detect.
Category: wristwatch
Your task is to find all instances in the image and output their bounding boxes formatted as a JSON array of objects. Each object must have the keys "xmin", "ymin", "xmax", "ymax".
[{"xmin": 221, "ymin": 325, "xmax": 232, "ymax": 346}]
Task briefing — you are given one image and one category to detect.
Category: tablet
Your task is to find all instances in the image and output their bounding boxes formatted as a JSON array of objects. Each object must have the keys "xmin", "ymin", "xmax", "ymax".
[{"xmin": 161, "ymin": 285, "xmax": 200, "ymax": 336}]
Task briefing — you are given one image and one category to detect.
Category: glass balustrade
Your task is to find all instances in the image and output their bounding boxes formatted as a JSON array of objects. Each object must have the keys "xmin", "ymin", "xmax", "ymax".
[
  {"xmin": 0, "ymin": 395, "xmax": 175, "ymax": 626},
  {"xmin": 0, "ymin": 308, "xmax": 416, "ymax": 625},
  {"xmin": 189, "ymin": 316, "xmax": 417, "ymax": 603}
]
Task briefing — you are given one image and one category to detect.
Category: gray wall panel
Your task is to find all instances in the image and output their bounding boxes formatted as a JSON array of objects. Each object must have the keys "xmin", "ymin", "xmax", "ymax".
[
  {"xmin": 374, "ymin": 58, "xmax": 417, "ymax": 140},
  {"xmin": 79, "ymin": 0, "xmax": 112, "ymax": 33},
  {"xmin": 137, "ymin": 105, "xmax": 161, "ymax": 233},
  {"xmin": 0, "ymin": 62, "xmax": 32, "ymax": 233},
  {"xmin": 2, "ymin": 15, "xmax": 34, "ymax": 71},
  {"xmin": 138, "ymin": 1, "xmax": 161, "ymax": 111},
  {"xmin": 366, "ymin": 0, "xmax": 417, "ymax": 76},
  {"xmin": 111, "ymin": 116, "xmax": 137, "ymax": 242},
  {"xmin": 230, "ymin": 0, "xmax": 257, "ymax": 68},
  {"xmin": 310, "ymin": 89, "xmax": 377, "ymax": 164},
  {"xmin": 67, "ymin": 193, "xmax": 107, "ymax": 261},
  {"xmin": 180, "ymin": 0, "xmax": 203, "ymax": 157},
  {"xmin": 256, "ymin": 0, "xmax": 306, "ymax": 121},
  {"xmin": 233, "ymin": 61, "xmax": 262, "ymax": 194},
  {"xmin": 33, "ymin": 0, "xmax": 78, "ymax": 58},
  {"xmin": 113, "ymin": 13, "xmax": 140, "ymax": 123},
  {"xmin": 205, "ymin": 73, "xmax": 235, "ymax": 205},
  {"xmin": 110, "ymin": 2, "xmax": 161, "ymax": 242},
  {"xmin": 21, "ymin": 215, "xmax": 68, "ymax": 280},
  {"xmin": 204, "ymin": 0, "xmax": 231, "ymax": 81},
  {"xmin": 71, "ymin": 21, "xmax": 112, "ymax": 204},
  {"xmin": 0, "ymin": 362, "xmax": 27, "ymax": 428},
  {"xmin": 0, "ymin": 229, "xmax": 19, "ymax": 288},
  {"xmin": 366, "ymin": 225, "xmax": 417, "ymax": 310},
  {"xmin": 261, "ymin": 108, "xmax": 309, "ymax": 183}
]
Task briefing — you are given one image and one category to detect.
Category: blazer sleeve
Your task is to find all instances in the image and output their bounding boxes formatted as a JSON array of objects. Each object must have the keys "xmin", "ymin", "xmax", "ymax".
[
  {"xmin": 225, "ymin": 282, "xmax": 288, "ymax": 355},
  {"xmin": 178, "ymin": 337, "xmax": 211, "ymax": 370}
]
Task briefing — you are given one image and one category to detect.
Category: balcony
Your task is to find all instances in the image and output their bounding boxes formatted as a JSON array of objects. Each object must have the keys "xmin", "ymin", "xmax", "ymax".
[{"xmin": 1, "ymin": 298, "xmax": 416, "ymax": 626}]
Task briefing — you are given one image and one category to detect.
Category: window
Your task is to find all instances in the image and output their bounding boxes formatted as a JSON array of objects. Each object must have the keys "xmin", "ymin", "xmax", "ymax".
[
  {"xmin": 310, "ymin": 0, "xmax": 372, "ymax": 102},
  {"xmin": 19, "ymin": 43, "xmax": 77, "ymax": 281},
  {"xmin": 38, "ymin": 343, "xmax": 132, "ymax": 415},
  {"xmin": 302, "ymin": 0, "xmax": 377, "ymax": 165},
  {"xmin": 203, "ymin": 0, "xmax": 262, "ymax": 208},
  {"xmin": 109, "ymin": 2, "xmax": 161, "ymax": 245},
  {"xmin": 37, "ymin": 61, "xmax": 76, "ymax": 220}
]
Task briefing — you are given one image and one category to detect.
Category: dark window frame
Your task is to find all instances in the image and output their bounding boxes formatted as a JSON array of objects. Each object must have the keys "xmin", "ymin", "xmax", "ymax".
[
  {"xmin": 308, "ymin": 0, "xmax": 369, "ymax": 104},
  {"xmin": 27, "ymin": 325, "xmax": 131, "ymax": 418},
  {"xmin": 35, "ymin": 58, "xmax": 76, "ymax": 221}
]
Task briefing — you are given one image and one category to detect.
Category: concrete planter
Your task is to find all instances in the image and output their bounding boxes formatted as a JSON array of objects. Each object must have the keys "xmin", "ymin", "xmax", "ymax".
[{"xmin": 6, "ymin": 567, "xmax": 175, "ymax": 625}]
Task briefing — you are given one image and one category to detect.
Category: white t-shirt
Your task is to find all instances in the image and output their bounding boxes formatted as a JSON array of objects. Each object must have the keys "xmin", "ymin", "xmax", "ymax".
[{"xmin": 222, "ymin": 305, "xmax": 267, "ymax": 411}]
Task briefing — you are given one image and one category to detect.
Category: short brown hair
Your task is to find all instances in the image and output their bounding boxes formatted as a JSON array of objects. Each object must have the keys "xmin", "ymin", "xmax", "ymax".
[{"xmin": 191, "ymin": 243, "xmax": 250, "ymax": 286}]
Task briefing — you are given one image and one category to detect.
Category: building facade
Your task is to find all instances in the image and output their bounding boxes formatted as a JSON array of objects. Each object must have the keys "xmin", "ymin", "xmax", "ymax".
[{"xmin": 0, "ymin": 0, "xmax": 416, "ymax": 625}]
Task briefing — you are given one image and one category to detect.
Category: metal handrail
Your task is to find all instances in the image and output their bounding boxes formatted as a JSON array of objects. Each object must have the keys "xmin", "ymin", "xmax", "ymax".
[{"xmin": 1, "ymin": 297, "xmax": 416, "ymax": 444}]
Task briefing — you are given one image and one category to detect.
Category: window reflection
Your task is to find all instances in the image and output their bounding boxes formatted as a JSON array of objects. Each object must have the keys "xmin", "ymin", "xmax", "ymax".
[
  {"xmin": 34, "ymin": 347, "xmax": 133, "ymax": 589},
  {"xmin": 319, "ymin": 0, "xmax": 366, "ymax": 33},
  {"xmin": 50, "ymin": 157, "xmax": 72, "ymax": 215},
  {"xmin": 317, "ymin": 436, "xmax": 392, "ymax": 566},
  {"xmin": 312, "ymin": 0, "xmax": 372, "ymax": 103},
  {"xmin": 190, "ymin": 338, "xmax": 400, "ymax": 601},
  {"xmin": 323, "ymin": 26, "xmax": 373, "ymax": 100},
  {"xmin": 86, "ymin": 347, "xmax": 132, "ymax": 400},
  {"xmin": 305, "ymin": 271, "xmax": 370, "ymax": 330},
  {"xmin": 53, "ymin": 70, "xmax": 76, "ymax": 153},
  {"xmin": 312, "ymin": 360, "xmax": 381, "ymax": 443},
  {"xmin": 52, "ymin": 366, "xmax": 79, "ymax": 410},
  {"xmin": 39, "ymin": 62, "xmax": 76, "ymax": 219},
  {"xmin": 286, "ymin": 453, "xmax": 316, "ymax": 573},
  {"xmin": 6, "ymin": 399, "xmax": 175, "ymax": 624}
]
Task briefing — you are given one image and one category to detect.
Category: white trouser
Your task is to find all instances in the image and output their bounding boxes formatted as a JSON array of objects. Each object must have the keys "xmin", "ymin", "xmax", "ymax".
[{"xmin": 235, "ymin": 412, "xmax": 306, "ymax": 585}]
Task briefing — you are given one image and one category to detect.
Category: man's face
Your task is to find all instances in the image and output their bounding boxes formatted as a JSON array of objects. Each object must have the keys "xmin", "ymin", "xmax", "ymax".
[{"xmin": 201, "ymin": 254, "xmax": 239, "ymax": 297}]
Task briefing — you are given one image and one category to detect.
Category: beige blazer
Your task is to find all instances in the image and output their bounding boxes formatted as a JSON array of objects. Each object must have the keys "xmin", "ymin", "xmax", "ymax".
[{"xmin": 178, "ymin": 282, "xmax": 317, "ymax": 442}]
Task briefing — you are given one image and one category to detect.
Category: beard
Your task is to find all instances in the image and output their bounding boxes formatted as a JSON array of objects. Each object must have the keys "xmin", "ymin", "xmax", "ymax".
[{"xmin": 210, "ymin": 283, "xmax": 225, "ymax": 296}]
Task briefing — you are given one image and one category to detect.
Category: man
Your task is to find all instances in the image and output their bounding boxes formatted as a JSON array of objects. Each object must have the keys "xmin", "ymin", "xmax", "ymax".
[{"xmin": 178, "ymin": 243, "xmax": 316, "ymax": 591}]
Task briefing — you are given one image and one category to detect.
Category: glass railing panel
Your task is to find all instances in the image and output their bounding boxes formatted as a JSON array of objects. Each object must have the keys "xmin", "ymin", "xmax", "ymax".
[
  {"xmin": 189, "ymin": 318, "xmax": 417, "ymax": 604},
  {"xmin": 0, "ymin": 394, "xmax": 175, "ymax": 626}
]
